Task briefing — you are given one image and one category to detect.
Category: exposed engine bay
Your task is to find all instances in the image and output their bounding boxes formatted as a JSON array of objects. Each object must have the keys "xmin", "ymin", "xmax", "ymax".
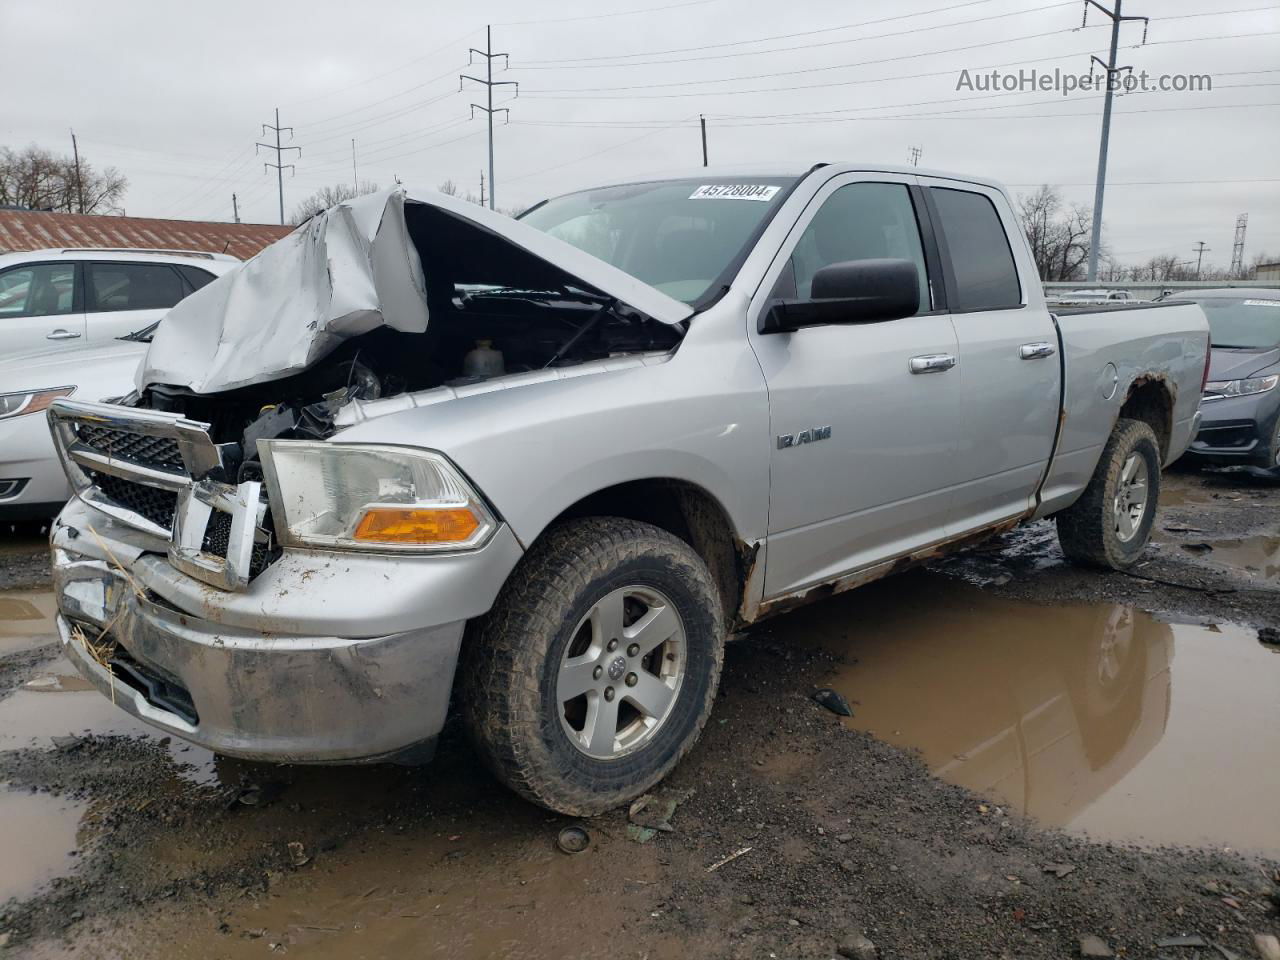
[{"xmin": 135, "ymin": 197, "xmax": 684, "ymax": 482}]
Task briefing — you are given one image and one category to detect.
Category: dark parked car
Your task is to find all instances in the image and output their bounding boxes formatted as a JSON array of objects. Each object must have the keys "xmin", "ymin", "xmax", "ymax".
[{"xmin": 1181, "ymin": 288, "xmax": 1280, "ymax": 472}]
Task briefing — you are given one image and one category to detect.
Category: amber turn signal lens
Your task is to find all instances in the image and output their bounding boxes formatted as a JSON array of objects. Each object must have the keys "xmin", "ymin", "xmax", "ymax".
[{"xmin": 352, "ymin": 506, "xmax": 480, "ymax": 544}]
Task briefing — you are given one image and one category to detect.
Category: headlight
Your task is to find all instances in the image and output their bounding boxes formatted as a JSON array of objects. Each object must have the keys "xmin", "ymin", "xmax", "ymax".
[
  {"xmin": 258, "ymin": 441, "xmax": 497, "ymax": 552},
  {"xmin": 0, "ymin": 386, "xmax": 75, "ymax": 420},
  {"xmin": 1203, "ymin": 375, "xmax": 1279, "ymax": 399}
]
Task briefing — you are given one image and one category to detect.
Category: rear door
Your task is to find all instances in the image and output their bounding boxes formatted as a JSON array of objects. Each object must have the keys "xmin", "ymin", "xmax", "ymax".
[
  {"xmin": 0, "ymin": 261, "xmax": 85, "ymax": 357},
  {"xmin": 919, "ymin": 180, "xmax": 1060, "ymax": 529},
  {"xmin": 748, "ymin": 173, "xmax": 963, "ymax": 600},
  {"xmin": 84, "ymin": 261, "xmax": 189, "ymax": 343}
]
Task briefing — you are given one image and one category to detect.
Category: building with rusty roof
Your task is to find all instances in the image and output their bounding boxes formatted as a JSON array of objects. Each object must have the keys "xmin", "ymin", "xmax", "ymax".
[{"xmin": 0, "ymin": 208, "xmax": 291, "ymax": 261}]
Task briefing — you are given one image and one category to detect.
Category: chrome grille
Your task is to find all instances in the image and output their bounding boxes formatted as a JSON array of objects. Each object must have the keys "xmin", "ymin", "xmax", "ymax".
[
  {"xmin": 89, "ymin": 472, "xmax": 180, "ymax": 530},
  {"xmin": 74, "ymin": 424, "xmax": 185, "ymax": 472},
  {"xmin": 47, "ymin": 398, "xmax": 276, "ymax": 591}
]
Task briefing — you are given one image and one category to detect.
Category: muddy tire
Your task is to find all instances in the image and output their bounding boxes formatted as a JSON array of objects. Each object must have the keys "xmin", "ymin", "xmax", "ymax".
[
  {"xmin": 460, "ymin": 517, "xmax": 724, "ymax": 816},
  {"xmin": 1056, "ymin": 418, "xmax": 1162, "ymax": 570}
]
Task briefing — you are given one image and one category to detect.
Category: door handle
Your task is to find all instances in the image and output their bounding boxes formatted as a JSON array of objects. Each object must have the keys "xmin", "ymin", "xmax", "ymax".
[
  {"xmin": 1019, "ymin": 341, "xmax": 1056, "ymax": 359},
  {"xmin": 46, "ymin": 329, "xmax": 82, "ymax": 340},
  {"xmin": 909, "ymin": 354, "xmax": 957, "ymax": 374}
]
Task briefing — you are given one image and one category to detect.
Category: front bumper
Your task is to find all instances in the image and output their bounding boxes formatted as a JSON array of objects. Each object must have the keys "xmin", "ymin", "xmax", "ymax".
[
  {"xmin": 50, "ymin": 499, "xmax": 524, "ymax": 763},
  {"xmin": 0, "ymin": 414, "xmax": 71, "ymax": 519},
  {"xmin": 1184, "ymin": 393, "xmax": 1280, "ymax": 467}
]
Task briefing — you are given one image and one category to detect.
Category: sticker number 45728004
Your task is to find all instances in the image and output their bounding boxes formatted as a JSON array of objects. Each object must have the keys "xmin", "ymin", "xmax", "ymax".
[{"xmin": 689, "ymin": 184, "xmax": 780, "ymax": 201}]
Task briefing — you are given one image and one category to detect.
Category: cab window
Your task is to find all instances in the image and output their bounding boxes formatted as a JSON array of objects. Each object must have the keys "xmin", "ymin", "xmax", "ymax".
[{"xmin": 786, "ymin": 182, "xmax": 930, "ymax": 313}]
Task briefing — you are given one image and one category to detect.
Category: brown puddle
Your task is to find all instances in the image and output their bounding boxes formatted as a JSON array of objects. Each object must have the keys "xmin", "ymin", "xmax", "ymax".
[
  {"xmin": 782, "ymin": 577, "xmax": 1280, "ymax": 857},
  {"xmin": 0, "ymin": 586, "xmax": 59, "ymax": 657},
  {"xmin": 1191, "ymin": 535, "xmax": 1280, "ymax": 583},
  {"xmin": 0, "ymin": 786, "xmax": 86, "ymax": 903},
  {"xmin": 0, "ymin": 585, "xmax": 218, "ymax": 780}
]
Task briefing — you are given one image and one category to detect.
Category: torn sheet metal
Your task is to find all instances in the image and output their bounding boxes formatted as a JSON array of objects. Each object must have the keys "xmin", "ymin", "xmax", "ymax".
[{"xmin": 139, "ymin": 187, "xmax": 693, "ymax": 394}]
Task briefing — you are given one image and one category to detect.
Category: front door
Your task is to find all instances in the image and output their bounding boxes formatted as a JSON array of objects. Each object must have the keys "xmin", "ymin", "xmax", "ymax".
[
  {"xmin": 0, "ymin": 261, "xmax": 85, "ymax": 357},
  {"xmin": 748, "ymin": 173, "xmax": 963, "ymax": 600}
]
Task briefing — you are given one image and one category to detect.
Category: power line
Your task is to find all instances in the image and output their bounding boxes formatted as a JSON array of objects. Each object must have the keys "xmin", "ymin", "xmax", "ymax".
[
  {"xmin": 495, "ymin": 0, "xmax": 716, "ymax": 27},
  {"xmin": 283, "ymin": 26, "xmax": 484, "ymax": 110},
  {"xmin": 518, "ymin": 0, "xmax": 1003, "ymax": 64},
  {"xmin": 462, "ymin": 26, "xmax": 517, "ymax": 209},
  {"xmin": 518, "ymin": 0, "xmax": 1081, "ymax": 71},
  {"xmin": 520, "ymin": 22, "xmax": 1279, "ymax": 98},
  {"xmin": 257, "ymin": 108, "xmax": 300, "ymax": 225}
]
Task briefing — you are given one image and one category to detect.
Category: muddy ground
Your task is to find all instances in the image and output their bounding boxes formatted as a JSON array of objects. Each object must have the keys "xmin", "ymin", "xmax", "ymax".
[{"xmin": 1, "ymin": 465, "xmax": 1278, "ymax": 959}]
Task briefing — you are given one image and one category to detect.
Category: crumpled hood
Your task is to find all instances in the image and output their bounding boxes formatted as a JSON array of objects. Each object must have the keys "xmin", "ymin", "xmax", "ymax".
[
  {"xmin": 138, "ymin": 187, "xmax": 693, "ymax": 394},
  {"xmin": 1207, "ymin": 346, "xmax": 1280, "ymax": 382}
]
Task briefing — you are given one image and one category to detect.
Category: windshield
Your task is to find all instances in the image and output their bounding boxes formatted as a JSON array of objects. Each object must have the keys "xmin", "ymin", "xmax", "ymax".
[
  {"xmin": 519, "ymin": 177, "xmax": 796, "ymax": 306},
  {"xmin": 1194, "ymin": 296, "xmax": 1280, "ymax": 349}
]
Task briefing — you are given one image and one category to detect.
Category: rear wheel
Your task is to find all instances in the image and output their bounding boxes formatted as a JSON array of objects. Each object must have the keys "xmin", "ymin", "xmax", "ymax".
[
  {"xmin": 1056, "ymin": 418, "xmax": 1162, "ymax": 570},
  {"xmin": 460, "ymin": 517, "xmax": 724, "ymax": 816}
]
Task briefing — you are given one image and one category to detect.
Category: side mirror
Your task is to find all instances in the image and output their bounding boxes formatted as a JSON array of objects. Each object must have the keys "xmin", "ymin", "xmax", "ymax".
[{"xmin": 761, "ymin": 258, "xmax": 921, "ymax": 334}]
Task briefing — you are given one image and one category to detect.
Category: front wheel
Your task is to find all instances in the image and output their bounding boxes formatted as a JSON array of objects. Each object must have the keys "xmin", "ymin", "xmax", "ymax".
[
  {"xmin": 460, "ymin": 517, "xmax": 725, "ymax": 816},
  {"xmin": 1056, "ymin": 417, "xmax": 1162, "ymax": 570}
]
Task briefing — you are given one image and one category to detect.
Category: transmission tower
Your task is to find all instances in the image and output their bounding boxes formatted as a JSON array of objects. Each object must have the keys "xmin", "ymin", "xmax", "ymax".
[
  {"xmin": 1230, "ymin": 214, "xmax": 1248, "ymax": 278},
  {"xmin": 462, "ymin": 26, "xmax": 517, "ymax": 211},
  {"xmin": 257, "ymin": 108, "xmax": 300, "ymax": 225},
  {"xmin": 908, "ymin": 146, "xmax": 922, "ymax": 167}
]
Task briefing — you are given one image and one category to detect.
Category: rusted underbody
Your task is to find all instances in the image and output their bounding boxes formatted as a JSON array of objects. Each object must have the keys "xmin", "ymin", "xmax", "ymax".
[{"xmin": 739, "ymin": 513, "xmax": 1027, "ymax": 625}]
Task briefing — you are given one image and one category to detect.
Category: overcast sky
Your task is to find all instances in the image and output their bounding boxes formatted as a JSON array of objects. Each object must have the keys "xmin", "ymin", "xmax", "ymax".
[{"xmin": 5, "ymin": 0, "xmax": 1278, "ymax": 270}]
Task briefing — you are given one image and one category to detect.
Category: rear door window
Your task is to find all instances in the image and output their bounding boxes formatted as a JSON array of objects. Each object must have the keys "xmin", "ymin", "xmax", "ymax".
[
  {"xmin": 929, "ymin": 187, "xmax": 1022, "ymax": 312},
  {"xmin": 87, "ymin": 262, "xmax": 186, "ymax": 312},
  {"xmin": 175, "ymin": 264, "xmax": 218, "ymax": 293}
]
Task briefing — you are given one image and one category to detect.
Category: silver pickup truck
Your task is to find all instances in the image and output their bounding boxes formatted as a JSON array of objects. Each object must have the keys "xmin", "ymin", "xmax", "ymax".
[{"xmin": 46, "ymin": 164, "xmax": 1209, "ymax": 815}]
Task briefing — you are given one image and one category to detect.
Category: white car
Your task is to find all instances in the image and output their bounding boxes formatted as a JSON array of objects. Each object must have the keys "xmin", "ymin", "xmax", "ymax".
[
  {"xmin": 0, "ymin": 247, "xmax": 237, "ymax": 360},
  {"xmin": 0, "ymin": 250, "xmax": 238, "ymax": 520},
  {"xmin": 0, "ymin": 340, "xmax": 147, "ymax": 519}
]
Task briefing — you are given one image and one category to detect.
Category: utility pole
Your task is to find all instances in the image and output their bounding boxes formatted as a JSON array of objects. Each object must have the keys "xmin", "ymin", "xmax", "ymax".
[
  {"xmin": 70, "ymin": 129, "xmax": 85, "ymax": 214},
  {"xmin": 1193, "ymin": 241, "xmax": 1210, "ymax": 279},
  {"xmin": 908, "ymin": 146, "xmax": 922, "ymax": 167},
  {"xmin": 462, "ymin": 26, "xmax": 517, "ymax": 210},
  {"xmin": 700, "ymin": 115, "xmax": 708, "ymax": 167},
  {"xmin": 1084, "ymin": 0, "xmax": 1149, "ymax": 282},
  {"xmin": 351, "ymin": 139, "xmax": 358, "ymax": 194},
  {"xmin": 232, "ymin": 193, "xmax": 240, "ymax": 224},
  {"xmin": 1230, "ymin": 214, "xmax": 1248, "ymax": 278},
  {"xmin": 256, "ymin": 108, "xmax": 300, "ymax": 225},
  {"xmin": 479, "ymin": 170, "xmax": 486, "ymax": 206}
]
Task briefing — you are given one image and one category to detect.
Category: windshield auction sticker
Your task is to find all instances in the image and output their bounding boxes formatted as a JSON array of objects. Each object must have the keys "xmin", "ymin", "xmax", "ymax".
[
  {"xmin": 1242, "ymin": 299, "xmax": 1280, "ymax": 307},
  {"xmin": 689, "ymin": 184, "xmax": 781, "ymax": 201}
]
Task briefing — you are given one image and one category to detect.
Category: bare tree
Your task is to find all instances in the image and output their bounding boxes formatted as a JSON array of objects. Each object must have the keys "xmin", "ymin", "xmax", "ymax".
[
  {"xmin": 290, "ymin": 181, "xmax": 380, "ymax": 224},
  {"xmin": 0, "ymin": 144, "xmax": 127, "ymax": 214},
  {"xmin": 1014, "ymin": 185, "xmax": 1095, "ymax": 282}
]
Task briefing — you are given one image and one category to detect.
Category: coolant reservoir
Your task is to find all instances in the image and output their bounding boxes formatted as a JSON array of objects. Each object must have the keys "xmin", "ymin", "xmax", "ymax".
[{"xmin": 463, "ymin": 339, "xmax": 505, "ymax": 379}]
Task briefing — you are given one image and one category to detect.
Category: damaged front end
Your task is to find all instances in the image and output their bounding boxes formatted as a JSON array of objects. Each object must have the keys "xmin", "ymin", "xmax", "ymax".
[{"xmin": 48, "ymin": 187, "xmax": 690, "ymax": 592}]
